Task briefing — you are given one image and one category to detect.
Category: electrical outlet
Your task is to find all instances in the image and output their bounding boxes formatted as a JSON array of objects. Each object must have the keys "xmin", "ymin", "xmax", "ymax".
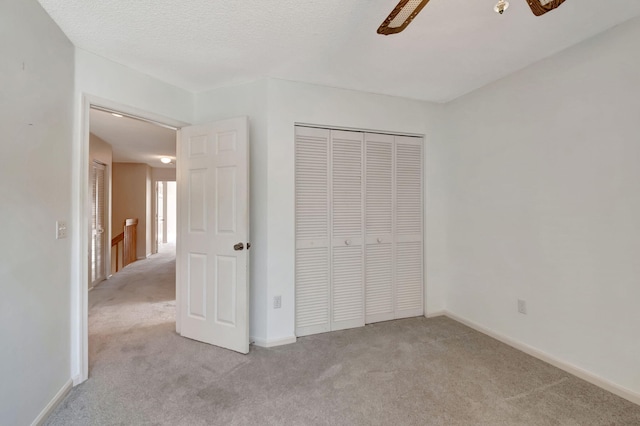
[
  {"xmin": 273, "ymin": 295, "xmax": 282, "ymax": 309},
  {"xmin": 517, "ymin": 299, "xmax": 527, "ymax": 315},
  {"xmin": 56, "ymin": 221, "xmax": 67, "ymax": 239}
]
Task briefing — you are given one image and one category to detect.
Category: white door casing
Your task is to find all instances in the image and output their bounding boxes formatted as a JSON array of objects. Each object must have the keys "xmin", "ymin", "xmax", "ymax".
[{"xmin": 177, "ymin": 117, "xmax": 250, "ymax": 354}]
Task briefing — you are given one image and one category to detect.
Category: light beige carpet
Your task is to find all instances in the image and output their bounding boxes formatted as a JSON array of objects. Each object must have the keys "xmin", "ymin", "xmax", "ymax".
[{"xmin": 46, "ymin": 246, "xmax": 640, "ymax": 425}]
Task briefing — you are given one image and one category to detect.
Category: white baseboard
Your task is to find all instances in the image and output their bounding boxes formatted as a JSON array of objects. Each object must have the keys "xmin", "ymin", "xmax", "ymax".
[
  {"xmin": 443, "ymin": 310, "xmax": 640, "ymax": 406},
  {"xmin": 31, "ymin": 378, "xmax": 72, "ymax": 426},
  {"xmin": 425, "ymin": 310, "xmax": 446, "ymax": 318},
  {"xmin": 251, "ymin": 335, "xmax": 297, "ymax": 348}
]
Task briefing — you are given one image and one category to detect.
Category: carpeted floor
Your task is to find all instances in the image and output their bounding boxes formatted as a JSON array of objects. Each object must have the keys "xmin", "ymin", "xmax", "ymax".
[{"xmin": 46, "ymin": 245, "xmax": 640, "ymax": 425}]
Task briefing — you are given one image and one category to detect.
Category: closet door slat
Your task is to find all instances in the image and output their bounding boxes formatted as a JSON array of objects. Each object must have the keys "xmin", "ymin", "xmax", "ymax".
[
  {"xmin": 395, "ymin": 137, "xmax": 423, "ymax": 319},
  {"xmin": 295, "ymin": 127, "xmax": 331, "ymax": 336},
  {"xmin": 331, "ymin": 130, "xmax": 364, "ymax": 331},
  {"xmin": 364, "ymin": 133, "xmax": 394, "ymax": 323}
]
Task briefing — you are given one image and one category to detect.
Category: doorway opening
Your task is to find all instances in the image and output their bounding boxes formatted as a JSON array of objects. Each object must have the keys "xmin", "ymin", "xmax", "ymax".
[
  {"xmin": 155, "ymin": 180, "xmax": 177, "ymax": 253},
  {"xmin": 75, "ymin": 101, "xmax": 251, "ymax": 384},
  {"xmin": 86, "ymin": 105, "xmax": 178, "ymax": 376}
]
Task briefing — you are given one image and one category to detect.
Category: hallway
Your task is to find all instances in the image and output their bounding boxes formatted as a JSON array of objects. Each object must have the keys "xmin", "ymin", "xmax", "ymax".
[{"xmin": 88, "ymin": 243, "xmax": 177, "ymax": 371}]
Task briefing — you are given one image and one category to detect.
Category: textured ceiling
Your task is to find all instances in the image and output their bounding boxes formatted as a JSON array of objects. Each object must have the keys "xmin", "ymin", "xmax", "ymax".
[
  {"xmin": 39, "ymin": 0, "xmax": 640, "ymax": 102},
  {"xmin": 90, "ymin": 109, "xmax": 176, "ymax": 168}
]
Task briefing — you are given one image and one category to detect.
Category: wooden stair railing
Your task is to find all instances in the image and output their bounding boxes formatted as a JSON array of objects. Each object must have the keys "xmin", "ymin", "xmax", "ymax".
[
  {"xmin": 111, "ymin": 218, "xmax": 138, "ymax": 273},
  {"xmin": 111, "ymin": 232, "xmax": 124, "ymax": 273},
  {"xmin": 123, "ymin": 218, "xmax": 138, "ymax": 267}
]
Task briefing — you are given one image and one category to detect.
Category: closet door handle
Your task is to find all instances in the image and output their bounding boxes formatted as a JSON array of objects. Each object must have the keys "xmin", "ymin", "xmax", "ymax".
[
  {"xmin": 377, "ymin": 238, "xmax": 382, "ymax": 243},
  {"xmin": 344, "ymin": 240, "xmax": 351, "ymax": 246}
]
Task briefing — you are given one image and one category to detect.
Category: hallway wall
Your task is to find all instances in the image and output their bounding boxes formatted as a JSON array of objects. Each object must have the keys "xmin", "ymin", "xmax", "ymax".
[{"xmin": 112, "ymin": 162, "xmax": 152, "ymax": 260}]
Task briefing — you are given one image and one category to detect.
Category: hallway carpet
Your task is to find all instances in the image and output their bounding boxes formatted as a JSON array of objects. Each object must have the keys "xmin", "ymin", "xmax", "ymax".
[{"xmin": 46, "ymin": 248, "xmax": 640, "ymax": 425}]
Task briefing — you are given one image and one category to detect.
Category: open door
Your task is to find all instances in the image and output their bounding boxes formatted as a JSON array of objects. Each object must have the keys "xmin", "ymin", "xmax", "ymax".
[{"xmin": 177, "ymin": 117, "xmax": 250, "ymax": 354}]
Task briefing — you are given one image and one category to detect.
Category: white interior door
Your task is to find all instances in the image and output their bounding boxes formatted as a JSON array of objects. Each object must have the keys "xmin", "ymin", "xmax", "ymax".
[
  {"xmin": 90, "ymin": 161, "xmax": 106, "ymax": 287},
  {"xmin": 177, "ymin": 117, "xmax": 250, "ymax": 354}
]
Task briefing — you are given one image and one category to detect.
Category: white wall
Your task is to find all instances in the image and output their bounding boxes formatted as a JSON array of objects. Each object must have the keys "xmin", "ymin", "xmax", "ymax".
[
  {"xmin": 265, "ymin": 79, "xmax": 444, "ymax": 343},
  {"xmin": 440, "ymin": 16, "xmax": 640, "ymax": 397},
  {"xmin": 0, "ymin": 0, "xmax": 74, "ymax": 424},
  {"xmin": 195, "ymin": 80, "xmax": 270, "ymax": 343},
  {"xmin": 75, "ymin": 49, "xmax": 194, "ymax": 124}
]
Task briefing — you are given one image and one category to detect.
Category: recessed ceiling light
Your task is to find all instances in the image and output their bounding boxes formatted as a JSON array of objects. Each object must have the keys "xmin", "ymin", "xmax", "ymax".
[
  {"xmin": 111, "ymin": 113, "xmax": 123, "ymax": 118},
  {"xmin": 160, "ymin": 157, "xmax": 172, "ymax": 164}
]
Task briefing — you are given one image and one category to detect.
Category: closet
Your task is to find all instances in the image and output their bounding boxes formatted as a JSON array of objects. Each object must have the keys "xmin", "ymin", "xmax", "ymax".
[{"xmin": 295, "ymin": 126, "xmax": 423, "ymax": 337}]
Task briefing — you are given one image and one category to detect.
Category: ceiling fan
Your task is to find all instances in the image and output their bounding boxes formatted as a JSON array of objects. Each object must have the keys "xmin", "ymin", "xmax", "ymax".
[{"xmin": 377, "ymin": 0, "xmax": 567, "ymax": 35}]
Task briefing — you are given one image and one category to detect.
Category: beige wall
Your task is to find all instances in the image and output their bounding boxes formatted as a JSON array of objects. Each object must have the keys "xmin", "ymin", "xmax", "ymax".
[
  {"xmin": 112, "ymin": 163, "xmax": 151, "ymax": 259},
  {"xmin": 89, "ymin": 133, "xmax": 112, "ymax": 166},
  {"xmin": 151, "ymin": 167, "xmax": 176, "ymax": 182}
]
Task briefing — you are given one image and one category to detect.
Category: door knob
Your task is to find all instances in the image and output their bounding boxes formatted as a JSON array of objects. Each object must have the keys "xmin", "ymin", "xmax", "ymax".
[{"xmin": 234, "ymin": 242, "xmax": 244, "ymax": 251}]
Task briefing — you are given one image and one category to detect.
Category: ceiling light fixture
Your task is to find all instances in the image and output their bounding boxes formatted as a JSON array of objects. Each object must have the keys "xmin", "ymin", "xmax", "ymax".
[
  {"xmin": 377, "ymin": 0, "xmax": 430, "ymax": 35},
  {"xmin": 494, "ymin": 0, "xmax": 509, "ymax": 14},
  {"xmin": 160, "ymin": 157, "xmax": 172, "ymax": 164},
  {"xmin": 111, "ymin": 113, "xmax": 123, "ymax": 118}
]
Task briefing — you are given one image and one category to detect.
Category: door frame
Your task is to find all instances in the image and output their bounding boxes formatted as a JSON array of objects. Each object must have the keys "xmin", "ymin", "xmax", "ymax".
[{"xmin": 71, "ymin": 93, "xmax": 188, "ymax": 385}]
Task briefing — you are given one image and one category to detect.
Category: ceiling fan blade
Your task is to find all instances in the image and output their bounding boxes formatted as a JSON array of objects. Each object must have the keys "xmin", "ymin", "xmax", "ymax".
[
  {"xmin": 377, "ymin": 0, "xmax": 431, "ymax": 35},
  {"xmin": 526, "ymin": 0, "xmax": 567, "ymax": 16}
]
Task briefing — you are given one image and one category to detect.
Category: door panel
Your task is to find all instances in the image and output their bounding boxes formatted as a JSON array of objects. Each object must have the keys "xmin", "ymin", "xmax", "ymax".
[
  {"xmin": 364, "ymin": 133, "xmax": 394, "ymax": 323},
  {"xmin": 177, "ymin": 117, "xmax": 249, "ymax": 354},
  {"xmin": 394, "ymin": 136, "xmax": 423, "ymax": 319},
  {"xmin": 295, "ymin": 127, "xmax": 331, "ymax": 336},
  {"xmin": 331, "ymin": 130, "xmax": 364, "ymax": 331}
]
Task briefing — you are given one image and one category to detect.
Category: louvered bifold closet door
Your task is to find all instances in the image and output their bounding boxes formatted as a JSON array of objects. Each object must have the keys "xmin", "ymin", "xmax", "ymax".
[
  {"xmin": 394, "ymin": 136, "xmax": 424, "ymax": 318},
  {"xmin": 295, "ymin": 127, "xmax": 331, "ymax": 337},
  {"xmin": 331, "ymin": 130, "xmax": 365, "ymax": 331},
  {"xmin": 364, "ymin": 133, "xmax": 394, "ymax": 324}
]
